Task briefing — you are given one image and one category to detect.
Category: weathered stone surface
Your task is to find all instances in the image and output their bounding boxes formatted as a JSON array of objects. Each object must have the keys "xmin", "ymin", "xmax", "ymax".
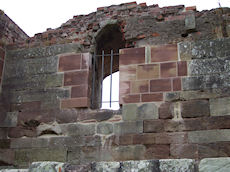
[
  {"xmin": 170, "ymin": 144, "xmax": 198, "ymax": 159},
  {"xmin": 159, "ymin": 102, "xmax": 173, "ymax": 119},
  {"xmin": 180, "ymin": 100, "xmax": 210, "ymax": 118},
  {"xmin": 6, "ymin": 43, "xmax": 83, "ymax": 60},
  {"xmin": 3, "ymin": 73, "xmax": 64, "ymax": 91},
  {"xmin": 36, "ymin": 121, "xmax": 62, "ymax": 136},
  {"xmin": 178, "ymin": 38, "xmax": 230, "ymax": 60},
  {"xmin": 159, "ymin": 159, "xmax": 195, "ymax": 172},
  {"xmin": 4, "ymin": 56, "xmax": 59, "ymax": 79},
  {"xmin": 121, "ymin": 160, "xmax": 160, "ymax": 172},
  {"xmin": 182, "ymin": 74, "xmax": 230, "ymax": 91},
  {"xmin": 0, "ymin": 112, "xmax": 18, "ymax": 127},
  {"xmin": 114, "ymin": 121, "xmax": 143, "ymax": 136},
  {"xmin": 15, "ymin": 149, "xmax": 67, "ymax": 167},
  {"xmin": 188, "ymin": 58, "xmax": 227, "ymax": 76},
  {"xmin": 28, "ymin": 161, "xmax": 65, "ymax": 172},
  {"xmin": 165, "ymin": 88, "xmax": 230, "ymax": 102},
  {"xmin": 188, "ymin": 129, "xmax": 230, "ymax": 143},
  {"xmin": 97, "ymin": 123, "xmax": 113, "ymax": 135},
  {"xmin": 210, "ymin": 97, "xmax": 230, "ymax": 116},
  {"xmin": 92, "ymin": 161, "xmax": 120, "ymax": 172},
  {"xmin": 0, "ymin": 149, "xmax": 15, "ymax": 166},
  {"xmin": 60, "ymin": 123, "xmax": 96, "ymax": 136},
  {"xmin": 111, "ymin": 145, "xmax": 146, "ymax": 161},
  {"xmin": 144, "ymin": 144, "xmax": 170, "ymax": 159},
  {"xmin": 143, "ymin": 119, "xmax": 164, "ymax": 133},
  {"xmin": 199, "ymin": 157, "xmax": 230, "ymax": 172},
  {"xmin": 8, "ymin": 88, "xmax": 69, "ymax": 104},
  {"xmin": 64, "ymin": 164, "xmax": 91, "ymax": 172},
  {"xmin": 49, "ymin": 136, "xmax": 101, "ymax": 148},
  {"xmin": 185, "ymin": 13, "xmax": 195, "ymax": 31},
  {"xmin": 122, "ymin": 103, "xmax": 158, "ymax": 121}
]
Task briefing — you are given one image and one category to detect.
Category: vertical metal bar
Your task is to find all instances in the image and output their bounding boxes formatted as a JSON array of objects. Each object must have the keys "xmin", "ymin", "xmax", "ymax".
[
  {"xmin": 101, "ymin": 50, "xmax": 104, "ymax": 106},
  {"xmin": 109, "ymin": 50, "xmax": 113, "ymax": 107},
  {"xmin": 91, "ymin": 52, "xmax": 96, "ymax": 106}
]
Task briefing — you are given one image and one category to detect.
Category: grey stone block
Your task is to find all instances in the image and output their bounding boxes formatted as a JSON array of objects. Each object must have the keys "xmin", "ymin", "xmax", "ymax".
[
  {"xmin": 159, "ymin": 159, "xmax": 195, "ymax": 172},
  {"xmin": 188, "ymin": 58, "xmax": 227, "ymax": 76},
  {"xmin": 3, "ymin": 73, "xmax": 64, "ymax": 91},
  {"xmin": 0, "ymin": 112, "xmax": 18, "ymax": 128},
  {"xmin": 178, "ymin": 38, "xmax": 230, "ymax": 60},
  {"xmin": 6, "ymin": 43, "xmax": 83, "ymax": 60},
  {"xmin": 121, "ymin": 160, "xmax": 160, "ymax": 172},
  {"xmin": 188, "ymin": 129, "xmax": 230, "ymax": 143},
  {"xmin": 114, "ymin": 121, "xmax": 143, "ymax": 136},
  {"xmin": 122, "ymin": 103, "xmax": 158, "ymax": 121},
  {"xmin": 60, "ymin": 123, "xmax": 96, "ymax": 136},
  {"xmin": 8, "ymin": 88, "xmax": 69, "ymax": 104},
  {"xmin": 97, "ymin": 123, "xmax": 113, "ymax": 135},
  {"xmin": 210, "ymin": 97, "xmax": 230, "ymax": 116},
  {"xmin": 199, "ymin": 158, "xmax": 230, "ymax": 172},
  {"xmin": 182, "ymin": 74, "xmax": 230, "ymax": 91},
  {"xmin": 28, "ymin": 161, "xmax": 65, "ymax": 172},
  {"xmin": 185, "ymin": 14, "xmax": 196, "ymax": 31},
  {"xmin": 92, "ymin": 161, "xmax": 120, "ymax": 172},
  {"xmin": 4, "ymin": 56, "xmax": 59, "ymax": 79}
]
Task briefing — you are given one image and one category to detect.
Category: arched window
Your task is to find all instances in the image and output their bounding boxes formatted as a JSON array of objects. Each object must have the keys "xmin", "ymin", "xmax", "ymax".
[{"xmin": 91, "ymin": 23, "xmax": 125, "ymax": 109}]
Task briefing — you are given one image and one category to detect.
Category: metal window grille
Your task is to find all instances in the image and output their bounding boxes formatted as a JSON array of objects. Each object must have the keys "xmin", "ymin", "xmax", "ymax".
[{"xmin": 91, "ymin": 50, "xmax": 119, "ymax": 108}]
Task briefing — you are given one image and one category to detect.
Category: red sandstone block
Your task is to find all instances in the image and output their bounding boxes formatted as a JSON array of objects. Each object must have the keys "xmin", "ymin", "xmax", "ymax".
[
  {"xmin": 170, "ymin": 144, "xmax": 198, "ymax": 159},
  {"xmin": 139, "ymin": 3, "xmax": 147, "ymax": 7},
  {"xmin": 143, "ymin": 120, "xmax": 164, "ymax": 133},
  {"xmin": 120, "ymin": 65, "xmax": 137, "ymax": 81},
  {"xmin": 177, "ymin": 61, "xmax": 187, "ymax": 76},
  {"xmin": 59, "ymin": 54, "xmax": 81, "ymax": 72},
  {"xmin": 151, "ymin": 33, "xmax": 160, "ymax": 37},
  {"xmin": 141, "ymin": 93, "xmax": 163, "ymax": 102},
  {"xmin": 120, "ymin": 94, "xmax": 140, "ymax": 104},
  {"xmin": 124, "ymin": 1, "xmax": 137, "ymax": 5},
  {"xmin": 160, "ymin": 62, "xmax": 177, "ymax": 78},
  {"xmin": 151, "ymin": 44, "xmax": 178, "ymax": 62},
  {"xmin": 155, "ymin": 132, "xmax": 188, "ymax": 144},
  {"xmin": 119, "ymin": 81, "xmax": 130, "ymax": 96},
  {"xmin": 133, "ymin": 133, "xmax": 155, "ymax": 144},
  {"xmin": 186, "ymin": 6, "xmax": 196, "ymax": 11},
  {"xmin": 64, "ymin": 71, "xmax": 88, "ymax": 86},
  {"xmin": 0, "ymin": 48, "xmax": 5, "ymax": 60},
  {"xmin": 131, "ymin": 80, "xmax": 149, "ymax": 94},
  {"xmin": 119, "ymin": 47, "xmax": 145, "ymax": 66},
  {"xmin": 145, "ymin": 144, "xmax": 170, "ymax": 159},
  {"xmin": 150, "ymin": 78, "xmax": 171, "ymax": 92},
  {"xmin": 61, "ymin": 97, "xmax": 89, "ymax": 108},
  {"xmin": 71, "ymin": 85, "xmax": 88, "ymax": 98},
  {"xmin": 159, "ymin": 102, "xmax": 173, "ymax": 119},
  {"xmin": 97, "ymin": 7, "xmax": 104, "ymax": 11},
  {"xmin": 173, "ymin": 78, "xmax": 182, "ymax": 91},
  {"xmin": 137, "ymin": 64, "xmax": 159, "ymax": 80},
  {"xmin": 119, "ymin": 54, "xmax": 145, "ymax": 66}
]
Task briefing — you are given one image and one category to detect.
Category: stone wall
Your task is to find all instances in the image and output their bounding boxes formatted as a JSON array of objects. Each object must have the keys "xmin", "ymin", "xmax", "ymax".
[
  {"xmin": 0, "ymin": 10, "xmax": 28, "ymax": 88},
  {"xmin": 1, "ymin": 1, "xmax": 230, "ymax": 169}
]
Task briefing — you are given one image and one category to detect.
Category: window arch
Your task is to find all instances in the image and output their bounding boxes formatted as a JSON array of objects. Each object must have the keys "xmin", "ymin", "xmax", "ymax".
[{"xmin": 91, "ymin": 23, "xmax": 125, "ymax": 109}]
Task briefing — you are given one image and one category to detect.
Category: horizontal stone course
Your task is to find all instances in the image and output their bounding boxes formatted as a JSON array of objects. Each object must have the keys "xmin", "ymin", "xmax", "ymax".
[
  {"xmin": 6, "ymin": 43, "xmax": 83, "ymax": 60},
  {"xmin": 188, "ymin": 129, "xmax": 230, "ymax": 143}
]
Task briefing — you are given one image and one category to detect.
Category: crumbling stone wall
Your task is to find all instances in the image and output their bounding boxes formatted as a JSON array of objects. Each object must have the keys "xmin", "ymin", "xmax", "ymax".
[{"xmin": 1, "ymin": 1, "xmax": 230, "ymax": 168}]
